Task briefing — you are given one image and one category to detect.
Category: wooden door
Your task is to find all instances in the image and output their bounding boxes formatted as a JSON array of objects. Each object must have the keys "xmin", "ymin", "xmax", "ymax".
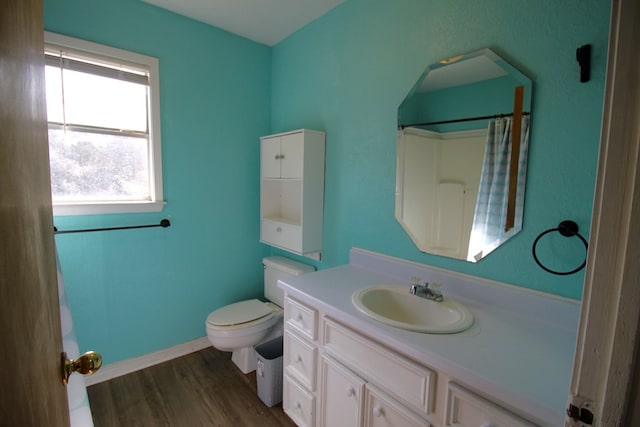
[{"xmin": 0, "ymin": 0, "xmax": 70, "ymax": 425}]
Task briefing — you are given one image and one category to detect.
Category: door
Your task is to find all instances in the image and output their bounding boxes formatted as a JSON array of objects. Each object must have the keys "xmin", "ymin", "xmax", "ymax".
[
  {"xmin": 261, "ymin": 136, "xmax": 283, "ymax": 178},
  {"xmin": 280, "ymin": 132, "xmax": 303, "ymax": 178},
  {"xmin": 319, "ymin": 355, "xmax": 365, "ymax": 427},
  {"xmin": 0, "ymin": 0, "xmax": 70, "ymax": 425}
]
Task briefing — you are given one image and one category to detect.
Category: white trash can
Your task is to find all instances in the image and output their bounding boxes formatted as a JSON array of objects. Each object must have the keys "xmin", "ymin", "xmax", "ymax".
[{"xmin": 255, "ymin": 336, "xmax": 283, "ymax": 407}]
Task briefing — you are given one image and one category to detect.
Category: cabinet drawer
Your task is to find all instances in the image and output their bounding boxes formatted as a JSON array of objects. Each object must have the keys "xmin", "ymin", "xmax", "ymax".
[
  {"xmin": 261, "ymin": 219, "xmax": 301, "ymax": 252},
  {"xmin": 323, "ymin": 318, "xmax": 435, "ymax": 417},
  {"xmin": 365, "ymin": 384, "xmax": 432, "ymax": 427},
  {"xmin": 285, "ymin": 330, "xmax": 317, "ymax": 390},
  {"xmin": 284, "ymin": 374, "xmax": 315, "ymax": 427},
  {"xmin": 445, "ymin": 383, "xmax": 537, "ymax": 427},
  {"xmin": 285, "ymin": 297, "xmax": 317, "ymax": 341}
]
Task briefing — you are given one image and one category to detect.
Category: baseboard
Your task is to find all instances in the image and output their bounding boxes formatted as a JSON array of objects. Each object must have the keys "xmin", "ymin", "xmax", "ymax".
[{"xmin": 84, "ymin": 337, "xmax": 211, "ymax": 386}]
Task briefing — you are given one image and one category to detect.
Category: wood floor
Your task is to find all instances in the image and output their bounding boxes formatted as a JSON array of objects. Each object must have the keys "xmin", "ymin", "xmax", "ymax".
[{"xmin": 87, "ymin": 347, "xmax": 296, "ymax": 427}]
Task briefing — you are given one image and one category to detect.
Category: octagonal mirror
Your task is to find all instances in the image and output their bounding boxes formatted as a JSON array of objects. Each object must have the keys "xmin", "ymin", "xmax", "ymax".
[{"xmin": 396, "ymin": 48, "xmax": 532, "ymax": 262}]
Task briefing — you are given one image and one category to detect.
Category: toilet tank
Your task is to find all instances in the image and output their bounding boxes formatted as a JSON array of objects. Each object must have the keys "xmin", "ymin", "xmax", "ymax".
[{"xmin": 263, "ymin": 256, "xmax": 315, "ymax": 307}]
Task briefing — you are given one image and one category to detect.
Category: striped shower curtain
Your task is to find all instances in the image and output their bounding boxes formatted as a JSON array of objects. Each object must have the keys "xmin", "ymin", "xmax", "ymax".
[{"xmin": 467, "ymin": 116, "xmax": 530, "ymax": 262}]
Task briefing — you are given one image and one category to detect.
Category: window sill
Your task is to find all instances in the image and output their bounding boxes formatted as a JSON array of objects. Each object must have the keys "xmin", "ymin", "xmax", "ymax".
[{"xmin": 52, "ymin": 200, "xmax": 166, "ymax": 217}]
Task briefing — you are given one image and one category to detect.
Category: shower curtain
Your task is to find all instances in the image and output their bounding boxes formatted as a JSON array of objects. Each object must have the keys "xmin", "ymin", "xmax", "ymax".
[
  {"xmin": 467, "ymin": 116, "xmax": 530, "ymax": 261},
  {"xmin": 57, "ymin": 248, "xmax": 94, "ymax": 427}
]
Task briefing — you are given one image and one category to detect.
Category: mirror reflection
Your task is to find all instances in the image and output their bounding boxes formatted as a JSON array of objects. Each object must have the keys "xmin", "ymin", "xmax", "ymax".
[{"xmin": 396, "ymin": 49, "xmax": 532, "ymax": 262}]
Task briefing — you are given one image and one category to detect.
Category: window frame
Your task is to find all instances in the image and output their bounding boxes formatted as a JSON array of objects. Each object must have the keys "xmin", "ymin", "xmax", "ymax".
[{"xmin": 44, "ymin": 31, "xmax": 164, "ymax": 216}]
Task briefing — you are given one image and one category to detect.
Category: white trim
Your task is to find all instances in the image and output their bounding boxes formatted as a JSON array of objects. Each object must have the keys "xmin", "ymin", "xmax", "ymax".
[
  {"xmin": 44, "ymin": 31, "xmax": 164, "ymax": 216},
  {"xmin": 53, "ymin": 200, "xmax": 166, "ymax": 216},
  {"xmin": 569, "ymin": 0, "xmax": 640, "ymax": 425},
  {"xmin": 84, "ymin": 337, "xmax": 211, "ymax": 386}
]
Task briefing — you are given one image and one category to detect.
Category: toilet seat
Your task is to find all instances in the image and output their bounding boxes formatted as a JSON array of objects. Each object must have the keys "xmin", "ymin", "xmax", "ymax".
[
  {"xmin": 207, "ymin": 299, "xmax": 273, "ymax": 326},
  {"xmin": 206, "ymin": 300, "xmax": 283, "ymax": 333}
]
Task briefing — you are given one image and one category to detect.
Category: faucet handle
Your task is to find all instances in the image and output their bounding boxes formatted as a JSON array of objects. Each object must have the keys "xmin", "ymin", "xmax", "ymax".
[
  {"xmin": 409, "ymin": 277, "xmax": 421, "ymax": 294},
  {"xmin": 431, "ymin": 283, "xmax": 444, "ymax": 301}
]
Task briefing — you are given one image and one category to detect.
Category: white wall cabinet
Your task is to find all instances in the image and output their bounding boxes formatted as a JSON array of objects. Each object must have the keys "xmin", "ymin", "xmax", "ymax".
[
  {"xmin": 260, "ymin": 129, "xmax": 325, "ymax": 259},
  {"xmin": 282, "ymin": 295, "xmax": 540, "ymax": 427}
]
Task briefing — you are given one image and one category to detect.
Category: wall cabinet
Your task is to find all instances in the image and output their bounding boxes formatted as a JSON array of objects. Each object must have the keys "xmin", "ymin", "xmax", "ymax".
[
  {"xmin": 260, "ymin": 129, "xmax": 325, "ymax": 259},
  {"xmin": 282, "ymin": 295, "xmax": 540, "ymax": 427}
]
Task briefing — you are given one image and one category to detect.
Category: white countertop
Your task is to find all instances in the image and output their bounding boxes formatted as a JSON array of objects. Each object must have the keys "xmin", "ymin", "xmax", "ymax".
[{"xmin": 278, "ymin": 248, "xmax": 579, "ymax": 426}]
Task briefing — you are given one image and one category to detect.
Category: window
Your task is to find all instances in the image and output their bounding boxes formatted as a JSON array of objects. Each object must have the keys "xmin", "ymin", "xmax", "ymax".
[{"xmin": 44, "ymin": 32, "xmax": 164, "ymax": 215}]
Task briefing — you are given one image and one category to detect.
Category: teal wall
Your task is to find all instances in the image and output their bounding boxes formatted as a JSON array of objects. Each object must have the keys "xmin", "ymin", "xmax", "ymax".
[
  {"xmin": 271, "ymin": 0, "xmax": 610, "ymax": 300},
  {"xmin": 46, "ymin": 0, "xmax": 610, "ymax": 365},
  {"xmin": 45, "ymin": 0, "xmax": 272, "ymax": 364}
]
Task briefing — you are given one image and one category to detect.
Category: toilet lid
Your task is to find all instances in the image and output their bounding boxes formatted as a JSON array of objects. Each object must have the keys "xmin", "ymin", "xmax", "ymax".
[{"xmin": 207, "ymin": 299, "xmax": 273, "ymax": 326}]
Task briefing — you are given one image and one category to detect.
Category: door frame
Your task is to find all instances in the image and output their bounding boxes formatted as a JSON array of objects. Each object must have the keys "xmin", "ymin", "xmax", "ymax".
[{"xmin": 569, "ymin": 0, "xmax": 640, "ymax": 424}]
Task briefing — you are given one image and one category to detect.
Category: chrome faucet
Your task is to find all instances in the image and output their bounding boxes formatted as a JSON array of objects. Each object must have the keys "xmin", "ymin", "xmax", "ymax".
[{"xmin": 409, "ymin": 277, "xmax": 443, "ymax": 302}]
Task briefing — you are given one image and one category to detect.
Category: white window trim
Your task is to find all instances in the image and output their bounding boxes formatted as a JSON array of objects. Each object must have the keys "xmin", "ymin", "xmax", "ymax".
[{"xmin": 44, "ymin": 32, "xmax": 165, "ymax": 216}]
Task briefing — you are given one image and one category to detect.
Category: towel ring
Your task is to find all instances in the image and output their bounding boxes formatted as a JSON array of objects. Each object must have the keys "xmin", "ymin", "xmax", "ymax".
[{"xmin": 532, "ymin": 220, "xmax": 588, "ymax": 275}]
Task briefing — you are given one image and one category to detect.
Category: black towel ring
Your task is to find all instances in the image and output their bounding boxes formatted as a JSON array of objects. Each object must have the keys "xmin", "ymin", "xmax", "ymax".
[{"xmin": 532, "ymin": 220, "xmax": 588, "ymax": 275}]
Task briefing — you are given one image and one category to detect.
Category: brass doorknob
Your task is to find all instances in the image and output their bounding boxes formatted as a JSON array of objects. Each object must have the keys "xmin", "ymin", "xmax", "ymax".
[{"xmin": 61, "ymin": 351, "xmax": 102, "ymax": 385}]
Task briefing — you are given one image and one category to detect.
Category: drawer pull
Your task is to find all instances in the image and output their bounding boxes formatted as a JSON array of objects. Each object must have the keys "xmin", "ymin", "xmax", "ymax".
[
  {"xmin": 373, "ymin": 406, "xmax": 384, "ymax": 418},
  {"xmin": 296, "ymin": 354, "xmax": 303, "ymax": 363},
  {"xmin": 346, "ymin": 386, "xmax": 356, "ymax": 397},
  {"xmin": 295, "ymin": 313, "xmax": 303, "ymax": 321},
  {"xmin": 276, "ymin": 226, "xmax": 282, "ymax": 232},
  {"xmin": 294, "ymin": 401, "xmax": 301, "ymax": 410}
]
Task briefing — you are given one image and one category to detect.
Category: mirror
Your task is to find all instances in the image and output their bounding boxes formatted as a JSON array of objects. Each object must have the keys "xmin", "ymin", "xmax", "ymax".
[{"xmin": 396, "ymin": 48, "xmax": 532, "ymax": 262}]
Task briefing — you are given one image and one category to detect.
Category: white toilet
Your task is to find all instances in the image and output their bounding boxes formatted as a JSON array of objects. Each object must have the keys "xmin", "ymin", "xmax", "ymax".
[{"xmin": 205, "ymin": 256, "xmax": 315, "ymax": 374}]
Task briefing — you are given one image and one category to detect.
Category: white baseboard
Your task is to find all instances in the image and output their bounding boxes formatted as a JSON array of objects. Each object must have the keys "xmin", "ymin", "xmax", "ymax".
[{"xmin": 84, "ymin": 337, "xmax": 211, "ymax": 386}]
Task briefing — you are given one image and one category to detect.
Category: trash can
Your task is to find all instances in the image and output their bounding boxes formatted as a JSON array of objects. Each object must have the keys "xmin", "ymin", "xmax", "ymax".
[{"xmin": 254, "ymin": 335, "xmax": 284, "ymax": 407}]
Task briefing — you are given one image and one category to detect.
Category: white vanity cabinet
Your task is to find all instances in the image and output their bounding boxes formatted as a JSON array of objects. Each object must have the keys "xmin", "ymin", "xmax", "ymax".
[
  {"xmin": 282, "ymin": 294, "xmax": 541, "ymax": 427},
  {"xmin": 283, "ymin": 295, "xmax": 434, "ymax": 427},
  {"xmin": 260, "ymin": 129, "xmax": 325, "ymax": 258},
  {"xmin": 279, "ymin": 250, "xmax": 577, "ymax": 426}
]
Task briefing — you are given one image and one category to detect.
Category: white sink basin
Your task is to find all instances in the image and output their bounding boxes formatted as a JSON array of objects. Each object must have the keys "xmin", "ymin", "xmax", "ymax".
[{"xmin": 352, "ymin": 285, "xmax": 474, "ymax": 334}]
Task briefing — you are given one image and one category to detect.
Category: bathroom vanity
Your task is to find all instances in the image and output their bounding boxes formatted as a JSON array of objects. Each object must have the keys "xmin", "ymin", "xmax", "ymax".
[{"xmin": 279, "ymin": 248, "xmax": 579, "ymax": 427}]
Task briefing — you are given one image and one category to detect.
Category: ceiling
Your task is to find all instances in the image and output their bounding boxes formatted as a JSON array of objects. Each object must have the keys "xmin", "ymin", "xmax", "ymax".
[{"xmin": 141, "ymin": 0, "xmax": 346, "ymax": 46}]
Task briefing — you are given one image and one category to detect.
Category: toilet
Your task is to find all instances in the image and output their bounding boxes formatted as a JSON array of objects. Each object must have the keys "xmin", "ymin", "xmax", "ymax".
[{"xmin": 205, "ymin": 256, "xmax": 315, "ymax": 374}]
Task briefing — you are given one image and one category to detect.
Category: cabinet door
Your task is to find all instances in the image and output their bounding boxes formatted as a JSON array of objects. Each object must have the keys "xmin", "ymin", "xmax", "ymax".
[
  {"xmin": 261, "ymin": 136, "xmax": 282, "ymax": 178},
  {"xmin": 445, "ymin": 383, "xmax": 537, "ymax": 427},
  {"xmin": 280, "ymin": 132, "xmax": 304, "ymax": 178},
  {"xmin": 364, "ymin": 385, "xmax": 431, "ymax": 427},
  {"xmin": 319, "ymin": 355, "xmax": 365, "ymax": 427}
]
